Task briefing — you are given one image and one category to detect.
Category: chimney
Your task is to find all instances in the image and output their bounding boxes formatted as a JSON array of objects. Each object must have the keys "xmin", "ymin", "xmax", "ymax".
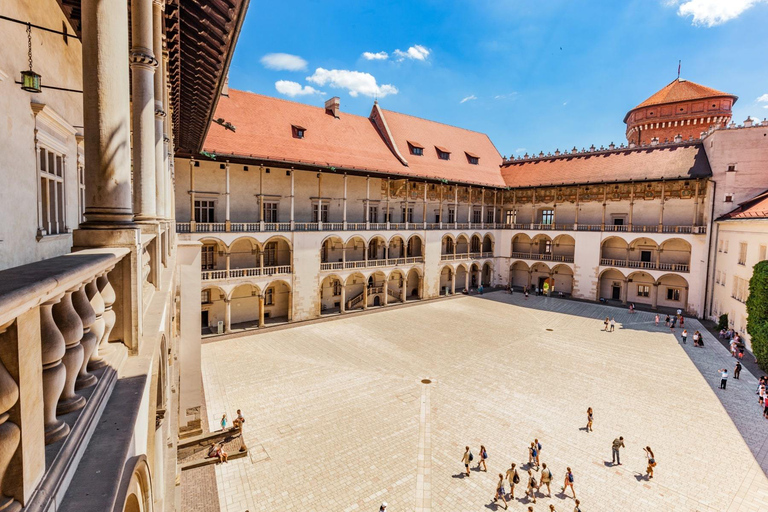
[
  {"xmin": 325, "ymin": 97, "xmax": 340, "ymax": 118},
  {"xmin": 744, "ymin": 117, "xmax": 753, "ymax": 127},
  {"xmin": 674, "ymin": 134, "xmax": 682, "ymax": 143},
  {"xmin": 650, "ymin": 137, "xmax": 659, "ymax": 146},
  {"xmin": 221, "ymin": 74, "xmax": 229, "ymax": 97}
]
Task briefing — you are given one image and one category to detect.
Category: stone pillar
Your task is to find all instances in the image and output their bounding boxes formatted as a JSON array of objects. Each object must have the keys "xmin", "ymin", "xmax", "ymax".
[
  {"xmin": 692, "ymin": 181, "xmax": 700, "ymax": 226},
  {"xmin": 659, "ymin": 181, "xmax": 665, "ymax": 230},
  {"xmin": 386, "ymin": 178, "xmax": 391, "ymax": 229},
  {"xmin": 450, "ymin": 271, "xmax": 456, "ymax": 295},
  {"xmin": 527, "ymin": 270, "xmax": 532, "ymax": 289},
  {"xmin": 257, "ymin": 295, "xmax": 265, "ymax": 327},
  {"xmin": 225, "ymin": 251, "xmax": 231, "ymax": 276},
  {"xmin": 189, "ymin": 159, "xmax": 196, "ymax": 232},
  {"xmin": 72, "ymin": 283, "xmax": 98, "ymax": 390},
  {"xmin": 0, "ymin": 321, "xmax": 22, "ymax": 512},
  {"xmin": 224, "ymin": 161, "xmax": 231, "ymax": 231},
  {"xmin": 343, "ymin": 174, "xmax": 348, "ymax": 229},
  {"xmin": 52, "ymin": 290, "xmax": 86, "ymax": 415},
  {"xmin": 153, "ymin": 0, "xmax": 167, "ymax": 221},
  {"xmin": 178, "ymin": 241, "xmax": 202, "ymax": 436},
  {"xmin": 383, "ymin": 280, "xmax": 388, "ymax": 307},
  {"xmin": 40, "ymin": 298, "xmax": 69, "ymax": 445},
  {"xmin": 224, "ymin": 299, "xmax": 232, "ymax": 333},
  {"xmin": 401, "ymin": 279, "xmax": 407, "ymax": 303},
  {"xmin": 290, "ymin": 169, "xmax": 295, "ymax": 230},
  {"xmin": 365, "ymin": 177, "xmax": 370, "ymax": 229},
  {"xmin": 454, "ymin": 187, "xmax": 458, "ymax": 229},
  {"xmin": 363, "ymin": 285, "xmax": 368, "ymax": 310},
  {"xmin": 340, "ymin": 286, "xmax": 346, "ymax": 314},
  {"xmin": 467, "ymin": 186, "xmax": 472, "ymax": 224},
  {"xmin": 651, "ymin": 283, "xmax": 659, "ymax": 309},
  {"xmin": 620, "ymin": 279, "xmax": 628, "ymax": 305},
  {"xmin": 81, "ymin": 0, "xmax": 134, "ymax": 225},
  {"xmin": 88, "ymin": 272, "xmax": 116, "ymax": 370},
  {"xmin": 130, "ymin": 0, "xmax": 157, "ymax": 221},
  {"xmin": 464, "ymin": 269, "xmax": 469, "ymax": 292}
]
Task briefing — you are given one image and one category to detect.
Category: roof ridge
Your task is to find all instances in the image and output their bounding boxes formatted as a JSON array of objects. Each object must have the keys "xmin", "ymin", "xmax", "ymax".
[
  {"xmin": 227, "ymin": 88, "xmax": 373, "ymax": 122},
  {"xmin": 380, "ymin": 107, "xmax": 491, "ymax": 136},
  {"xmin": 501, "ymin": 140, "xmax": 702, "ymax": 166}
]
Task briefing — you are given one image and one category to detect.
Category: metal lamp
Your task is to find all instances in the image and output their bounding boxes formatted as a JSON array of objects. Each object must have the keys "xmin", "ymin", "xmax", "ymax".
[{"xmin": 21, "ymin": 24, "xmax": 42, "ymax": 93}]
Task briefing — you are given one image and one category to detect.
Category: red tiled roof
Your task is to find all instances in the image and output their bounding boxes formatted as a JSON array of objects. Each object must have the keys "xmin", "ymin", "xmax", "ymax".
[
  {"xmin": 380, "ymin": 109, "xmax": 506, "ymax": 186},
  {"xmin": 631, "ymin": 79, "xmax": 736, "ymax": 111},
  {"xmin": 719, "ymin": 190, "xmax": 768, "ymax": 220},
  {"xmin": 500, "ymin": 144, "xmax": 711, "ymax": 188},
  {"xmin": 204, "ymin": 90, "xmax": 405, "ymax": 175}
]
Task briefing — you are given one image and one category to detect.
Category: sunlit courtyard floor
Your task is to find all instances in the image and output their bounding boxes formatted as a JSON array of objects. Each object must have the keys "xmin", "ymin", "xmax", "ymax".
[{"xmin": 200, "ymin": 292, "xmax": 768, "ymax": 511}]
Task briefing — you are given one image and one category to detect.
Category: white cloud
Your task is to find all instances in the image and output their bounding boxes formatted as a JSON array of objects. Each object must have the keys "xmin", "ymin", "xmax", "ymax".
[
  {"xmin": 260, "ymin": 53, "xmax": 308, "ymax": 71},
  {"xmin": 274, "ymin": 80, "xmax": 323, "ymax": 97},
  {"xmin": 362, "ymin": 51, "xmax": 389, "ymax": 61},
  {"xmin": 306, "ymin": 68, "xmax": 398, "ymax": 98},
  {"xmin": 515, "ymin": 148, "xmax": 526, "ymax": 154},
  {"xmin": 758, "ymin": 93, "xmax": 768, "ymax": 103},
  {"xmin": 667, "ymin": 0, "xmax": 767, "ymax": 27},
  {"xmin": 460, "ymin": 95, "xmax": 477, "ymax": 104},
  {"xmin": 563, "ymin": 101, "xmax": 568, "ymax": 106},
  {"xmin": 494, "ymin": 92, "xmax": 518, "ymax": 100},
  {"xmin": 393, "ymin": 45, "xmax": 430, "ymax": 62}
]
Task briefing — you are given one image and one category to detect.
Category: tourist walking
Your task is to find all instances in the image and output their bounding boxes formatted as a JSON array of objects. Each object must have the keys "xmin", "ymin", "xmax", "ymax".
[
  {"xmin": 506, "ymin": 463, "xmax": 520, "ymax": 499},
  {"xmin": 562, "ymin": 467, "xmax": 576, "ymax": 498},
  {"xmin": 574, "ymin": 499, "xmax": 582, "ymax": 512},
  {"xmin": 525, "ymin": 289, "xmax": 529, "ymax": 299},
  {"xmin": 681, "ymin": 329, "xmax": 688, "ymax": 344},
  {"xmin": 535, "ymin": 438, "xmax": 542, "ymax": 457},
  {"xmin": 492, "ymin": 473, "xmax": 509, "ymax": 509},
  {"xmin": 529, "ymin": 442, "xmax": 540, "ymax": 469},
  {"xmin": 379, "ymin": 502, "xmax": 387, "ymax": 511},
  {"xmin": 604, "ymin": 317, "xmax": 609, "ymax": 331},
  {"xmin": 735, "ymin": 361, "xmax": 742, "ymax": 380},
  {"xmin": 719, "ymin": 368, "xmax": 728, "ymax": 389},
  {"xmin": 611, "ymin": 436, "xmax": 625, "ymax": 465},
  {"xmin": 478, "ymin": 445, "xmax": 488, "ymax": 472},
  {"xmin": 234, "ymin": 409, "xmax": 245, "ymax": 428},
  {"xmin": 526, "ymin": 469, "xmax": 538, "ymax": 503},
  {"xmin": 665, "ymin": 314, "xmax": 670, "ymax": 327},
  {"xmin": 644, "ymin": 446, "xmax": 656, "ymax": 479},
  {"xmin": 586, "ymin": 407, "xmax": 593, "ymax": 432},
  {"xmin": 655, "ymin": 314, "xmax": 659, "ymax": 326},
  {"xmin": 461, "ymin": 446, "xmax": 472, "ymax": 476},
  {"xmin": 610, "ymin": 318, "xmax": 615, "ymax": 332},
  {"xmin": 539, "ymin": 462, "xmax": 553, "ymax": 496}
]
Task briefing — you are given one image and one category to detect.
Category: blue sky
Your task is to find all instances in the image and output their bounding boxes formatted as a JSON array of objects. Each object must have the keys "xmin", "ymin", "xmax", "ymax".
[{"xmin": 227, "ymin": 0, "xmax": 768, "ymax": 157}]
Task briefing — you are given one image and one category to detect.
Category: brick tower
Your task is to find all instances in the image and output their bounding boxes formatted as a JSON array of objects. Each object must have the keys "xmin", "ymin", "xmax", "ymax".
[{"xmin": 624, "ymin": 79, "xmax": 737, "ymax": 145}]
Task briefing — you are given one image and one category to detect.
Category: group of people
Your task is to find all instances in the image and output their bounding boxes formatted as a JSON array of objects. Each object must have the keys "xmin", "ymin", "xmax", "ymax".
[
  {"xmin": 757, "ymin": 377, "xmax": 768, "ymax": 419},
  {"xmin": 602, "ymin": 317, "xmax": 616, "ymax": 332},
  {"xmin": 654, "ymin": 312, "xmax": 685, "ymax": 331},
  {"xmin": 679, "ymin": 329, "xmax": 704, "ymax": 347},
  {"xmin": 207, "ymin": 409, "xmax": 246, "ymax": 464}
]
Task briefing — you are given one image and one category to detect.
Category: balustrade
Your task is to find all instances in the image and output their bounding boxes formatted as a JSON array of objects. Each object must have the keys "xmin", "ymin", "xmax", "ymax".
[
  {"xmin": 599, "ymin": 258, "xmax": 689, "ymax": 272},
  {"xmin": 0, "ymin": 321, "xmax": 21, "ymax": 512}
]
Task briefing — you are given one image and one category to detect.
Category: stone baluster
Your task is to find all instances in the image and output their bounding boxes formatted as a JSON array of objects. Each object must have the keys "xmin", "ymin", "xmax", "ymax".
[
  {"xmin": 0, "ymin": 321, "xmax": 22, "ymax": 512},
  {"xmin": 40, "ymin": 298, "xmax": 69, "ymax": 444},
  {"xmin": 73, "ymin": 282, "xmax": 98, "ymax": 390},
  {"xmin": 52, "ymin": 290, "xmax": 86, "ymax": 415},
  {"xmin": 89, "ymin": 273, "xmax": 116, "ymax": 370},
  {"xmin": 85, "ymin": 276, "xmax": 106, "ymax": 369}
]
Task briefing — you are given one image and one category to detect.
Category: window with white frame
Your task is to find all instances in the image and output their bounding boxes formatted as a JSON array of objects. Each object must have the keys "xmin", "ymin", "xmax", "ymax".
[
  {"xmin": 369, "ymin": 205, "xmax": 378, "ymax": 223},
  {"xmin": 39, "ymin": 147, "xmax": 66, "ymax": 236},
  {"xmin": 447, "ymin": 207, "xmax": 456, "ymax": 224},
  {"xmin": 637, "ymin": 285, "xmax": 650, "ymax": 297},
  {"xmin": 401, "ymin": 206, "xmax": 413, "ymax": 223},
  {"xmin": 543, "ymin": 240, "xmax": 552, "ymax": 254},
  {"xmin": 201, "ymin": 245, "xmax": 216, "ymax": 270},
  {"xmin": 472, "ymin": 207, "xmax": 482, "ymax": 223},
  {"xmin": 264, "ymin": 241, "xmax": 278, "ymax": 267},
  {"xmin": 333, "ymin": 280, "xmax": 342, "ymax": 296},
  {"xmin": 505, "ymin": 210, "xmax": 516, "ymax": 225},
  {"xmin": 540, "ymin": 209, "xmax": 554, "ymax": 225},
  {"xmin": 666, "ymin": 288, "xmax": 681, "ymax": 301},
  {"xmin": 312, "ymin": 203, "xmax": 328, "ymax": 223},
  {"xmin": 263, "ymin": 201, "xmax": 279, "ymax": 223},
  {"xmin": 265, "ymin": 287, "xmax": 274, "ymax": 306},
  {"xmin": 760, "ymin": 245, "xmax": 767, "ymax": 262},
  {"xmin": 486, "ymin": 208, "xmax": 495, "ymax": 224},
  {"xmin": 738, "ymin": 242, "xmax": 747, "ymax": 265},
  {"xmin": 194, "ymin": 200, "xmax": 215, "ymax": 223}
]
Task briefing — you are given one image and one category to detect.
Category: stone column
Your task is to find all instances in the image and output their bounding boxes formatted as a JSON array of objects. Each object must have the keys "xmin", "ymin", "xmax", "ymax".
[
  {"xmin": 343, "ymin": 174, "xmax": 348, "ymax": 229},
  {"xmin": 620, "ymin": 279, "xmax": 628, "ymax": 305},
  {"xmin": 362, "ymin": 285, "xmax": 368, "ymax": 310},
  {"xmin": 450, "ymin": 271, "xmax": 456, "ymax": 295},
  {"xmin": 692, "ymin": 181, "xmax": 700, "ymax": 226},
  {"xmin": 72, "ymin": 283, "xmax": 98, "ymax": 390},
  {"xmin": 386, "ymin": 178, "xmax": 391, "ymax": 229},
  {"xmin": 464, "ymin": 270, "xmax": 469, "ymax": 292},
  {"xmin": 340, "ymin": 286, "xmax": 346, "ymax": 314},
  {"xmin": 651, "ymin": 283, "xmax": 659, "ymax": 309},
  {"xmin": 365, "ymin": 177, "xmax": 370, "ymax": 229},
  {"xmin": 130, "ymin": 0, "xmax": 157, "ymax": 221},
  {"xmin": 258, "ymin": 295, "xmax": 265, "ymax": 327},
  {"xmin": 40, "ymin": 298, "xmax": 69, "ymax": 445},
  {"xmin": 401, "ymin": 279, "xmax": 407, "ymax": 303},
  {"xmin": 88, "ymin": 273, "xmax": 116, "ymax": 370},
  {"xmin": 178, "ymin": 241, "xmax": 202, "ymax": 436},
  {"xmin": 454, "ymin": 188, "xmax": 458, "ymax": 229},
  {"xmin": 383, "ymin": 279, "xmax": 388, "ymax": 307},
  {"xmin": 81, "ymin": 0, "xmax": 134, "ymax": 225},
  {"xmin": 290, "ymin": 169, "xmax": 295, "ymax": 230},
  {"xmin": 153, "ymin": 0, "xmax": 167, "ymax": 221},
  {"xmin": 189, "ymin": 159, "xmax": 196, "ymax": 232},
  {"xmin": 52, "ymin": 290, "xmax": 86, "ymax": 415},
  {"xmin": 0, "ymin": 321, "xmax": 22, "ymax": 512},
  {"xmin": 224, "ymin": 161, "xmax": 231, "ymax": 231},
  {"xmin": 423, "ymin": 182, "xmax": 428, "ymax": 229},
  {"xmin": 468, "ymin": 186, "xmax": 472, "ymax": 224},
  {"xmin": 224, "ymin": 299, "xmax": 232, "ymax": 333},
  {"xmin": 481, "ymin": 189, "xmax": 485, "ymax": 229},
  {"xmin": 659, "ymin": 181, "xmax": 665, "ymax": 231}
]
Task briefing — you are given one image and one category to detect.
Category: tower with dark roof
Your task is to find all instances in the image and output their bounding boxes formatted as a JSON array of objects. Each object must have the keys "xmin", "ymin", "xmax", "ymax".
[{"xmin": 624, "ymin": 79, "xmax": 737, "ymax": 145}]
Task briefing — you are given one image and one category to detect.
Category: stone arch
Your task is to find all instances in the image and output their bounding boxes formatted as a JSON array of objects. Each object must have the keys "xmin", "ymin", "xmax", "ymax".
[
  {"xmin": 470, "ymin": 233, "xmax": 482, "ymax": 253},
  {"xmin": 118, "ymin": 456, "xmax": 152, "ymax": 512},
  {"xmin": 229, "ymin": 283, "xmax": 261, "ymax": 328},
  {"xmin": 367, "ymin": 234, "xmax": 387, "ymax": 260},
  {"xmin": 552, "ymin": 234, "xmax": 576, "ymax": 259},
  {"xmin": 387, "ymin": 269, "xmax": 407, "ymax": 303},
  {"xmin": 481, "ymin": 261, "xmax": 492, "ymax": 287},
  {"xmin": 263, "ymin": 279, "xmax": 292, "ymax": 323},
  {"xmin": 200, "ymin": 237, "xmax": 227, "ymax": 271},
  {"xmin": 406, "ymin": 234, "xmax": 424, "ymax": 258},
  {"xmin": 600, "ymin": 236, "xmax": 630, "ymax": 261},
  {"xmin": 509, "ymin": 261, "xmax": 530, "ymax": 289},
  {"xmin": 455, "ymin": 263, "xmax": 469, "ymax": 291},
  {"xmin": 598, "ymin": 268, "xmax": 626, "ymax": 302},
  {"xmin": 439, "ymin": 265, "xmax": 454, "ymax": 295},
  {"xmin": 406, "ymin": 268, "xmax": 422, "ymax": 299},
  {"xmin": 344, "ymin": 235, "xmax": 366, "ymax": 262},
  {"xmin": 626, "ymin": 270, "xmax": 655, "ymax": 306},
  {"xmin": 659, "ymin": 238, "xmax": 692, "ymax": 266},
  {"xmin": 320, "ymin": 235, "xmax": 344, "ymax": 263},
  {"xmin": 368, "ymin": 270, "xmax": 388, "ymax": 307},
  {"xmin": 511, "ymin": 233, "xmax": 533, "ymax": 254},
  {"xmin": 530, "ymin": 262, "xmax": 552, "ymax": 292},
  {"xmin": 229, "ymin": 236, "xmax": 261, "ymax": 269},
  {"xmin": 551, "ymin": 264, "xmax": 574, "ymax": 294},
  {"xmin": 263, "ymin": 236, "xmax": 292, "ymax": 267},
  {"xmin": 531, "ymin": 233, "xmax": 554, "ymax": 255},
  {"xmin": 320, "ymin": 274, "xmax": 344, "ymax": 313},
  {"xmin": 455, "ymin": 234, "xmax": 470, "ymax": 254},
  {"xmin": 388, "ymin": 235, "xmax": 406, "ymax": 258},
  {"xmin": 344, "ymin": 272, "xmax": 366, "ymax": 311},
  {"xmin": 482, "ymin": 234, "xmax": 494, "ymax": 253},
  {"xmin": 441, "ymin": 234, "xmax": 455, "ymax": 255},
  {"xmin": 656, "ymin": 273, "xmax": 690, "ymax": 310}
]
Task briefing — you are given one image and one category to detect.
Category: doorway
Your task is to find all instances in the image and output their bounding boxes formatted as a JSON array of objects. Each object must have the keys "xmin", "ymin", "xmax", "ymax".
[
  {"xmin": 611, "ymin": 284, "xmax": 621, "ymax": 300},
  {"xmin": 201, "ymin": 310, "xmax": 209, "ymax": 329},
  {"xmin": 373, "ymin": 295, "xmax": 381, "ymax": 307}
]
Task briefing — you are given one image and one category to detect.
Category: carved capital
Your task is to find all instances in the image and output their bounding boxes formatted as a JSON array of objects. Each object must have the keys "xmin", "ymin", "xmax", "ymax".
[{"xmin": 129, "ymin": 49, "xmax": 159, "ymax": 68}]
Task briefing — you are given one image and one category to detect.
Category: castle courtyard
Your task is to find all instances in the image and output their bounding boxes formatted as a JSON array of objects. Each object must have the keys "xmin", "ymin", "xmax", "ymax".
[{"xmin": 199, "ymin": 294, "xmax": 768, "ymax": 512}]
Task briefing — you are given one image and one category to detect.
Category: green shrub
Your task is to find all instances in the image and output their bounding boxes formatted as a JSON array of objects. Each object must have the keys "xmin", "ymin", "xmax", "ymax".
[
  {"xmin": 717, "ymin": 314, "xmax": 729, "ymax": 331},
  {"xmin": 746, "ymin": 261, "xmax": 768, "ymax": 371}
]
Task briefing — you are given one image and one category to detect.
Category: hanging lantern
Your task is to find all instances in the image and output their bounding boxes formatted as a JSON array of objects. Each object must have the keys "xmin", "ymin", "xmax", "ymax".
[{"xmin": 20, "ymin": 24, "xmax": 42, "ymax": 93}]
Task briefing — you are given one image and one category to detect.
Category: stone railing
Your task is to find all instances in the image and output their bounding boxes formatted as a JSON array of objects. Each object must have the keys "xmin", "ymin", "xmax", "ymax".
[
  {"xmin": 180, "ymin": 221, "xmax": 707, "ymax": 235},
  {"xmin": 320, "ymin": 257, "xmax": 425, "ymax": 271},
  {"xmin": 510, "ymin": 252, "xmax": 575, "ymax": 263},
  {"xmin": 599, "ymin": 258, "xmax": 690, "ymax": 272},
  {"xmin": 0, "ymin": 247, "xmax": 131, "ymax": 511},
  {"xmin": 201, "ymin": 265, "xmax": 292, "ymax": 281}
]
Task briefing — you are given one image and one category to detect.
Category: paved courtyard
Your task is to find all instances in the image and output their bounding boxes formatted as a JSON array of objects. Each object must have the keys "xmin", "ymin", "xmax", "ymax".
[{"xmin": 200, "ymin": 292, "xmax": 768, "ymax": 511}]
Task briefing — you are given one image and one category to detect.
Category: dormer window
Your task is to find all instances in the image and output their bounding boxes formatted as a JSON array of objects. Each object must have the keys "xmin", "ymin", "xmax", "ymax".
[
  {"xmin": 435, "ymin": 146, "xmax": 450, "ymax": 160},
  {"xmin": 292, "ymin": 125, "xmax": 306, "ymax": 139},
  {"xmin": 465, "ymin": 152, "xmax": 479, "ymax": 165},
  {"xmin": 408, "ymin": 141, "xmax": 424, "ymax": 156}
]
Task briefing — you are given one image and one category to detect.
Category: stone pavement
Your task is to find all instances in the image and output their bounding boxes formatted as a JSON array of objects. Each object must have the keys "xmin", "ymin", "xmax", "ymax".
[{"xmin": 199, "ymin": 292, "xmax": 768, "ymax": 511}]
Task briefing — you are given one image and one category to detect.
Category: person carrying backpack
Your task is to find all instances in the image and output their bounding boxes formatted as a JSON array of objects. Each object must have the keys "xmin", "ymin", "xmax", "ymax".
[
  {"xmin": 505, "ymin": 462, "xmax": 520, "ymax": 499},
  {"xmin": 539, "ymin": 462, "xmax": 553, "ymax": 496},
  {"xmin": 562, "ymin": 467, "xmax": 576, "ymax": 498},
  {"xmin": 492, "ymin": 473, "xmax": 509, "ymax": 510},
  {"xmin": 478, "ymin": 445, "xmax": 488, "ymax": 472},
  {"xmin": 526, "ymin": 469, "xmax": 538, "ymax": 503},
  {"xmin": 461, "ymin": 446, "xmax": 472, "ymax": 477}
]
